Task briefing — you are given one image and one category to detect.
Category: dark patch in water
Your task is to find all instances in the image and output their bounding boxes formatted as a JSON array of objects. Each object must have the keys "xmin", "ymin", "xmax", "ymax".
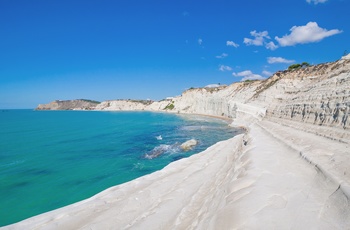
[
  {"xmin": 10, "ymin": 181, "xmax": 30, "ymax": 189},
  {"xmin": 135, "ymin": 167, "xmax": 155, "ymax": 175},
  {"xmin": 61, "ymin": 174, "xmax": 111, "ymax": 188},
  {"xmin": 91, "ymin": 174, "xmax": 110, "ymax": 183},
  {"xmin": 61, "ymin": 180, "xmax": 86, "ymax": 187},
  {"xmin": 22, "ymin": 168, "xmax": 53, "ymax": 176},
  {"xmin": 61, "ymin": 148, "xmax": 118, "ymax": 161},
  {"xmin": 172, "ymin": 156, "xmax": 186, "ymax": 161},
  {"xmin": 56, "ymin": 137, "xmax": 90, "ymax": 145}
]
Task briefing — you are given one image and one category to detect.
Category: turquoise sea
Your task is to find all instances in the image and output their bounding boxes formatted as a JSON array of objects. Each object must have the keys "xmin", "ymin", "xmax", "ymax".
[{"xmin": 0, "ymin": 110, "xmax": 242, "ymax": 226}]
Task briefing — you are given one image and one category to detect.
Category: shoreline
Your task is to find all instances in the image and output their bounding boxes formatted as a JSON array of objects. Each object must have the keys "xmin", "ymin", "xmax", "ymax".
[
  {"xmin": 4, "ymin": 134, "xmax": 246, "ymax": 229},
  {"xmin": 4, "ymin": 110, "xmax": 350, "ymax": 229},
  {"xmin": 1, "ymin": 111, "xmax": 240, "ymax": 228}
]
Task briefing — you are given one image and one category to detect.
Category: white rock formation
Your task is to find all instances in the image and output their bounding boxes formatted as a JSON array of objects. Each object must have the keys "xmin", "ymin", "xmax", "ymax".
[
  {"xmin": 95, "ymin": 100, "xmax": 151, "ymax": 111},
  {"xmin": 180, "ymin": 139, "xmax": 198, "ymax": 151},
  {"xmin": 22, "ymin": 56, "xmax": 350, "ymax": 229}
]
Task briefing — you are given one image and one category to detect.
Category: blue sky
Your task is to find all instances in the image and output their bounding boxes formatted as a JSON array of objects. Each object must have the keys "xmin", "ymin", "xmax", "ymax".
[{"xmin": 1, "ymin": 0, "xmax": 349, "ymax": 108}]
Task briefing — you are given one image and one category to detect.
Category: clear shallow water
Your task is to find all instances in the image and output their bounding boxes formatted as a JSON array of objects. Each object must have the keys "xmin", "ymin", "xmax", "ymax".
[{"xmin": 0, "ymin": 110, "xmax": 242, "ymax": 226}]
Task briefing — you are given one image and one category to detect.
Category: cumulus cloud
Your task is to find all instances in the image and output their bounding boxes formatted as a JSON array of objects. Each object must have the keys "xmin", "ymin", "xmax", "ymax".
[
  {"xmin": 226, "ymin": 41, "xmax": 239, "ymax": 48},
  {"xmin": 265, "ymin": 41, "xmax": 278, "ymax": 50},
  {"xmin": 244, "ymin": 30, "xmax": 278, "ymax": 50},
  {"xmin": 198, "ymin": 38, "xmax": 203, "ymax": 45},
  {"xmin": 306, "ymin": 0, "xmax": 328, "ymax": 4},
  {"xmin": 216, "ymin": 53, "xmax": 228, "ymax": 59},
  {"xmin": 219, "ymin": 65, "xmax": 232, "ymax": 71},
  {"xmin": 233, "ymin": 70, "xmax": 265, "ymax": 81},
  {"xmin": 244, "ymin": 30, "xmax": 270, "ymax": 46},
  {"xmin": 275, "ymin": 22, "xmax": 342, "ymax": 47},
  {"xmin": 267, "ymin": 57, "xmax": 295, "ymax": 64},
  {"xmin": 233, "ymin": 70, "xmax": 253, "ymax": 77}
]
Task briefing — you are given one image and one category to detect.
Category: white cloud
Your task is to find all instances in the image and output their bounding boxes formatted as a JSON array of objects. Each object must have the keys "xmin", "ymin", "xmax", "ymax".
[
  {"xmin": 198, "ymin": 38, "xmax": 203, "ymax": 45},
  {"xmin": 233, "ymin": 70, "xmax": 253, "ymax": 77},
  {"xmin": 267, "ymin": 57, "xmax": 295, "ymax": 64},
  {"xmin": 306, "ymin": 0, "xmax": 328, "ymax": 4},
  {"xmin": 265, "ymin": 41, "xmax": 278, "ymax": 50},
  {"xmin": 205, "ymin": 84, "xmax": 221, "ymax": 88},
  {"xmin": 241, "ymin": 75, "xmax": 265, "ymax": 81},
  {"xmin": 216, "ymin": 53, "xmax": 228, "ymax": 59},
  {"xmin": 226, "ymin": 41, "xmax": 239, "ymax": 48},
  {"xmin": 262, "ymin": 70, "xmax": 273, "ymax": 76},
  {"xmin": 275, "ymin": 22, "xmax": 342, "ymax": 47},
  {"xmin": 219, "ymin": 65, "xmax": 232, "ymax": 71},
  {"xmin": 233, "ymin": 70, "xmax": 265, "ymax": 81},
  {"xmin": 244, "ymin": 30, "xmax": 270, "ymax": 46}
]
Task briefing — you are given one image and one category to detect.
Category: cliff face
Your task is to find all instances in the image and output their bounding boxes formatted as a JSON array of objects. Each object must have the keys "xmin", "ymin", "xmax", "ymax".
[
  {"xmin": 36, "ymin": 55, "xmax": 350, "ymax": 142},
  {"xmin": 250, "ymin": 56, "xmax": 350, "ymax": 142},
  {"xmin": 95, "ymin": 99, "xmax": 155, "ymax": 111},
  {"xmin": 36, "ymin": 99, "xmax": 100, "ymax": 110},
  {"xmin": 154, "ymin": 55, "xmax": 349, "ymax": 142}
]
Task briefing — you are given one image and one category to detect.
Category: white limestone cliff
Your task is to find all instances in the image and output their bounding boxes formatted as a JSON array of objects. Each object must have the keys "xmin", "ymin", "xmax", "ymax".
[
  {"xmin": 16, "ymin": 56, "xmax": 350, "ymax": 229},
  {"xmin": 95, "ymin": 100, "xmax": 150, "ymax": 111},
  {"xmin": 37, "ymin": 57, "xmax": 349, "ymax": 141},
  {"xmin": 114, "ymin": 56, "xmax": 348, "ymax": 143},
  {"xmin": 93, "ymin": 56, "xmax": 350, "ymax": 198}
]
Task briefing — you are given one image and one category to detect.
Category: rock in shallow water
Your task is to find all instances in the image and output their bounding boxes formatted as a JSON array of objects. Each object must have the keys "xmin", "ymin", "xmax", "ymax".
[{"xmin": 180, "ymin": 139, "xmax": 198, "ymax": 151}]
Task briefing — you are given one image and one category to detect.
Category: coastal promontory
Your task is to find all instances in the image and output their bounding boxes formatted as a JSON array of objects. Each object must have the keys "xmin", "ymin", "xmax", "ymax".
[{"xmin": 36, "ymin": 99, "xmax": 100, "ymax": 110}]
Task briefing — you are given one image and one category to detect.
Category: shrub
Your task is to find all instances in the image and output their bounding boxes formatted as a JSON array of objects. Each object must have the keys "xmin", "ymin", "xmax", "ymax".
[
  {"xmin": 288, "ymin": 62, "xmax": 311, "ymax": 70},
  {"xmin": 301, "ymin": 62, "xmax": 310, "ymax": 67},
  {"xmin": 164, "ymin": 103, "xmax": 175, "ymax": 110},
  {"xmin": 288, "ymin": 64, "xmax": 301, "ymax": 70}
]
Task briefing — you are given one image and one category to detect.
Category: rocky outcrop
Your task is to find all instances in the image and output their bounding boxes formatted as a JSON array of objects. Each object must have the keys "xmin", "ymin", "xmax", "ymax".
[
  {"xmin": 36, "ymin": 99, "xmax": 100, "ymax": 110},
  {"xmin": 180, "ymin": 139, "xmax": 198, "ymax": 151}
]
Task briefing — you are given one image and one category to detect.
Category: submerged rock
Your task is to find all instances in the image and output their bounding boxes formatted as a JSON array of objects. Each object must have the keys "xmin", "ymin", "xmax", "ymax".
[{"xmin": 144, "ymin": 144, "xmax": 172, "ymax": 159}]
